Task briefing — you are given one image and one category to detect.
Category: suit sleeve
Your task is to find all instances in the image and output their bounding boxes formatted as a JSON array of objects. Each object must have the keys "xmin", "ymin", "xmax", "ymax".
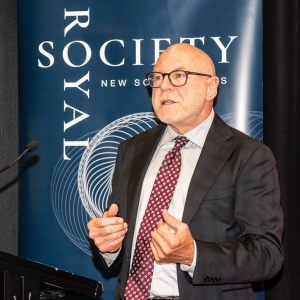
[
  {"xmin": 190, "ymin": 144, "xmax": 284, "ymax": 285},
  {"xmin": 93, "ymin": 143, "xmax": 125, "ymax": 269}
]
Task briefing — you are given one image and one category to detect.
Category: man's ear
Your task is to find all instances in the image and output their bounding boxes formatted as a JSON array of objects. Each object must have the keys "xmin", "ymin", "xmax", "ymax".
[{"xmin": 206, "ymin": 76, "xmax": 219, "ymax": 101}]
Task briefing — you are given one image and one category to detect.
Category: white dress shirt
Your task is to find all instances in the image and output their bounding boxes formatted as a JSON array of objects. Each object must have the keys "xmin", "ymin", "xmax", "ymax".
[{"xmin": 103, "ymin": 110, "xmax": 215, "ymax": 297}]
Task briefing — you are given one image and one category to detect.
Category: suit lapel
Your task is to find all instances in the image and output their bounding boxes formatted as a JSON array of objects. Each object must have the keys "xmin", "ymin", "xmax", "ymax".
[
  {"xmin": 126, "ymin": 125, "xmax": 166, "ymax": 227},
  {"xmin": 182, "ymin": 114, "xmax": 236, "ymax": 224}
]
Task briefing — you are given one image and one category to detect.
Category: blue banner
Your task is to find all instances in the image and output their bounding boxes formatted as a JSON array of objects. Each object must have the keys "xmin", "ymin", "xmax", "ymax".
[{"xmin": 18, "ymin": 1, "xmax": 262, "ymax": 299}]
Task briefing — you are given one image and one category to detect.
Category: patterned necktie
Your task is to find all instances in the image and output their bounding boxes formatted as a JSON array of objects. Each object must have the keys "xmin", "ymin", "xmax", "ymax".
[{"xmin": 124, "ymin": 136, "xmax": 189, "ymax": 300}]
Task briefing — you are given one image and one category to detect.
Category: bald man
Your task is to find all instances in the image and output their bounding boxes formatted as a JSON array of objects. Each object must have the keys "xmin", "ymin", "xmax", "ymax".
[{"xmin": 88, "ymin": 43, "xmax": 283, "ymax": 300}]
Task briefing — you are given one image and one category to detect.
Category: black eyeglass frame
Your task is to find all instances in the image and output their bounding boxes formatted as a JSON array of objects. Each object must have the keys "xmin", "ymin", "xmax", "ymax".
[{"xmin": 145, "ymin": 70, "xmax": 212, "ymax": 88}]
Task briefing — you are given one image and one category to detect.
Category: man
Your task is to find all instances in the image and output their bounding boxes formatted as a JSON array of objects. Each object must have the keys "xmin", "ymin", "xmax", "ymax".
[{"xmin": 88, "ymin": 43, "xmax": 283, "ymax": 300}]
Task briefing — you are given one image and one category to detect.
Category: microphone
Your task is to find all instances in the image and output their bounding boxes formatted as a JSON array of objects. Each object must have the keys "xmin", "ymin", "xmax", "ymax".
[{"xmin": 0, "ymin": 140, "xmax": 39, "ymax": 174}]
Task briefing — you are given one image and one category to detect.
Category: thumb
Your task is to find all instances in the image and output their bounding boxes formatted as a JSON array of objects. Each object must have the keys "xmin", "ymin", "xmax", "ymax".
[
  {"xmin": 162, "ymin": 209, "xmax": 180, "ymax": 231},
  {"xmin": 104, "ymin": 203, "xmax": 119, "ymax": 218}
]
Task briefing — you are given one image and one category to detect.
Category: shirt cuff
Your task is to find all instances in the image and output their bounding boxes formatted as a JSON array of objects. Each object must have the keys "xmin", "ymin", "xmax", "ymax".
[
  {"xmin": 180, "ymin": 240, "xmax": 197, "ymax": 277},
  {"xmin": 101, "ymin": 247, "xmax": 121, "ymax": 267}
]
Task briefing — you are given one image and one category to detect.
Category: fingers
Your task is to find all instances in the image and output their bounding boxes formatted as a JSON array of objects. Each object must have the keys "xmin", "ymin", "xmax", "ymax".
[
  {"xmin": 88, "ymin": 219, "xmax": 127, "ymax": 239},
  {"xmin": 88, "ymin": 219, "xmax": 128, "ymax": 253},
  {"xmin": 94, "ymin": 225, "xmax": 128, "ymax": 253},
  {"xmin": 87, "ymin": 203, "xmax": 127, "ymax": 253},
  {"xmin": 150, "ymin": 240, "xmax": 159, "ymax": 261},
  {"xmin": 150, "ymin": 230, "xmax": 171, "ymax": 262},
  {"xmin": 87, "ymin": 215, "xmax": 124, "ymax": 231},
  {"xmin": 87, "ymin": 203, "xmax": 122, "ymax": 230},
  {"xmin": 150, "ymin": 210, "xmax": 194, "ymax": 264},
  {"xmin": 151, "ymin": 221, "xmax": 174, "ymax": 252}
]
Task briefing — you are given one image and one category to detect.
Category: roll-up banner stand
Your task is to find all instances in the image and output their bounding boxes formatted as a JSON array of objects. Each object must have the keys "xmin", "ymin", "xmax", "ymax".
[{"xmin": 17, "ymin": 1, "xmax": 263, "ymax": 299}]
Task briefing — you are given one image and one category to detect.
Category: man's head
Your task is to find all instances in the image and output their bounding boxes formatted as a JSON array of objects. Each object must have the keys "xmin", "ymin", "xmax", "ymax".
[{"xmin": 150, "ymin": 43, "xmax": 219, "ymax": 134}]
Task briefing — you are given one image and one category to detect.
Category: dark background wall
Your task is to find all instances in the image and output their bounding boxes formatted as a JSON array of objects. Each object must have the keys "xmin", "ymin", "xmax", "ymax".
[
  {"xmin": 0, "ymin": 0, "xmax": 18, "ymax": 255},
  {"xmin": 0, "ymin": 1, "xmax": 299, "ymax": 300},
  {"xmin": 263, "ymin": 1, "xmax": 300, "ymax": 299}
]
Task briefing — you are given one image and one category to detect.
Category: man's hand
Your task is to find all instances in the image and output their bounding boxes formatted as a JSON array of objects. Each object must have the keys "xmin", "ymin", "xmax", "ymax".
[
  {"xmin": 87, "ymin": 204, "xmax": 128, "ymax": 253},
  {"xmin": 150, "ymin": 209, "xmax": 194, "ymax": 265}
]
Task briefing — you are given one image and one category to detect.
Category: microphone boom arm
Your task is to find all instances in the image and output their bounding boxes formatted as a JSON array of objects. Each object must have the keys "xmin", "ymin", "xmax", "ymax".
[{"xmin": 0, "ymin": 140, "xmax": 39, "ymax": 174}]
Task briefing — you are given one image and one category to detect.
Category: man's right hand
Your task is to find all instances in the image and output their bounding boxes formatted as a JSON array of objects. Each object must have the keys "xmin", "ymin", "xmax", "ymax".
[{"xmin": 87, "ymin": 204, "xmax": 128, "ymax": 253}]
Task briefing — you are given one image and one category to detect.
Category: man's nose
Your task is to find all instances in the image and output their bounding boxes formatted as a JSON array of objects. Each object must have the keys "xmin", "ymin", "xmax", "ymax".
[{"xmin": 160, "ymin": 74, "xmax": 174, "ymax": 89}]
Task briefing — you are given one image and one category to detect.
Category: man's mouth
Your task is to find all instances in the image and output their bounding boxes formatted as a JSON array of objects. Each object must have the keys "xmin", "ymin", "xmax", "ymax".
[{"xmin": 161, "ymin": 100, "xmax": 175, "ymax": 105}]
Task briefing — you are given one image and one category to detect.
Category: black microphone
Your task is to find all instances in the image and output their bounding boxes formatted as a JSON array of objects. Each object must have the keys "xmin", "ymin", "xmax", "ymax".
[{"xmin": 0, "ymin": 140, "xmax": 39, "ymax": 174}]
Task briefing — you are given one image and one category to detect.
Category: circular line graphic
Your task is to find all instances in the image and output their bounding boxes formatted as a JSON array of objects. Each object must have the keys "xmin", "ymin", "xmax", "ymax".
[{"xmin": 51, "ymin": 112, "xmax": 158, "ymax": 255}]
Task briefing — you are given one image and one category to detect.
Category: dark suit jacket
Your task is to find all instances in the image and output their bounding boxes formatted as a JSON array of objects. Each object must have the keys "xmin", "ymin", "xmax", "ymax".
[{"xmin": 97, "ymin": 113, "xmax": 284, "ymax": 300}]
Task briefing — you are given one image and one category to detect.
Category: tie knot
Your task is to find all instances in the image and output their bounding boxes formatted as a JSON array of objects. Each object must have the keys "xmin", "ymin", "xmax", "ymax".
[{"xmin": 174, "ymin": 136, "xmax": 189, "ymax": 148}]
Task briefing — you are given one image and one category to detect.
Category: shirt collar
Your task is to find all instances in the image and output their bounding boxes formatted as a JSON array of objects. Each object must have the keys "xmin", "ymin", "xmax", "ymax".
[{"xmin": 159, "ymin": 109, "xmax": 215, "ymax": 148}]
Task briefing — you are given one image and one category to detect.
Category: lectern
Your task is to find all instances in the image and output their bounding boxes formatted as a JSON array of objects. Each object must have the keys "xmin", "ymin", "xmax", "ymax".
[{"xmin": 0, "ymin": 250, "xmax": 103, "ymax": 299}]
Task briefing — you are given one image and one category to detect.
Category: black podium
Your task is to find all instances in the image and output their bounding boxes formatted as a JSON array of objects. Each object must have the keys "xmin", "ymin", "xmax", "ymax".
[{"xmin": 0, "ymin": 250, "xmax": 103, "ymax": 299}]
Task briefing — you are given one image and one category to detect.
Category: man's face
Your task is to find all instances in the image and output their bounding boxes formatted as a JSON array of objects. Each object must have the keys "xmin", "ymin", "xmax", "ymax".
[{"xmin": 152, "ymin": 46, "xmax": 216, "ymax": 134}]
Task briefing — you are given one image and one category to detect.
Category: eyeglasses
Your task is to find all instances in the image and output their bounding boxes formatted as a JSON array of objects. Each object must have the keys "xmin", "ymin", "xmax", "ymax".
[{"xmin": 145, "ymin": 70, "xmax": 212, "ymax": 88}]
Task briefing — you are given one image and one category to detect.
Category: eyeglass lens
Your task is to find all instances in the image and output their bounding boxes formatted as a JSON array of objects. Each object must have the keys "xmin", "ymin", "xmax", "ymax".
[{"xmin": 148, "ymin": 71, "xmax": 187, "ymax": 87}]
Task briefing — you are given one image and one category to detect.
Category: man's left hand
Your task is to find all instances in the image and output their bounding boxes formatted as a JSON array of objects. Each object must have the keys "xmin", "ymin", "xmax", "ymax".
[{"xmin": 150, "ymin": 209, "xmax": 194, "ymax": 265}]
